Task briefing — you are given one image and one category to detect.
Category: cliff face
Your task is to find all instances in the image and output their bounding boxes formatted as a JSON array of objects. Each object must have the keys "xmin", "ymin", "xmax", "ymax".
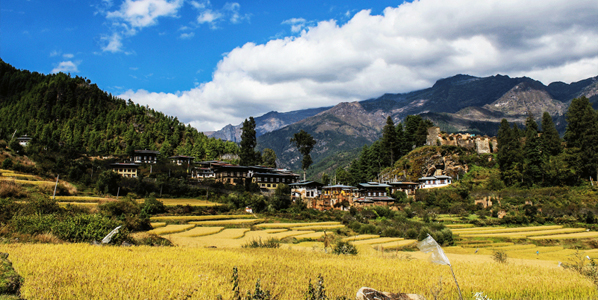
[{"xmin": 381, "ymin": 146, "xmax": 493, "ymax": 182}]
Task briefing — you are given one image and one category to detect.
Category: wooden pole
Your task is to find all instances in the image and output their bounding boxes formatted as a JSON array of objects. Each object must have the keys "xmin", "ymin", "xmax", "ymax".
[
  {"xmin": 116, "ymin": 187, "xmax": 120, "ymax": 200},
  {"xmin": 52, "ymin": 175, "xmax": 59, "ymax": 200},
  {"xmin": 449, "ymin": 264, "xmax": 463, "ymax": 300}
]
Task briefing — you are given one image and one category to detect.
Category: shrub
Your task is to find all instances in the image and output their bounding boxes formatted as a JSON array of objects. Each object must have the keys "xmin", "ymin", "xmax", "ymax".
[
  {"xmin": 332, "ymin": 241, "xmax": 358, "ymax": 255},
  {"xmin": 0, "ymin": 181, "xmax": 27, "ymax": 198},
  {"xmin": 493, "ymin": 250, "xmax": 508, "ymax": 264},
  {"xmin": 50, "ymin": 214, "xmax": 126, "ymax": 243},
  {"xmin": 0, "ymin": 252, "xmax": 23, "ymax": 295},
  {"xmin": 1, "ymin": 157, "xmax": 13, "ymax": 169},
  {"xmin": 242, "ymin": 237, "xmax": 281, "ymax": 249},
  {"xmin": 141, "ymin": 194, "xmax": 165, "ymax": 215}
]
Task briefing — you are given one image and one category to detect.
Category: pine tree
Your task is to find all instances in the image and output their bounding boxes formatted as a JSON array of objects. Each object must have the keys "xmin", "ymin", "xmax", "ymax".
[
  {"xmin": 540, "ymin": 112, "xmax": 562, "ymax": 157},
  {"xmin": 239, "ymin": 117, "xmax": 258, "ymax": 166},
  {"xmin": 290, "ymin": 130, "xmax": 317, "ymax": 180},
  {"xmin": 564, "ymin": 96, "xmax": 598, "ymax": 180},
  {"xmin": 381, "ymin": 116, "xmax": 399, "ymax": 167},
  {"xmin": 522, "ymin": 113, "xmax": 542, "ymax": 186},
  {"xmin": 261, "ymin": 148, "xmax": 277, "ymax": 168}
]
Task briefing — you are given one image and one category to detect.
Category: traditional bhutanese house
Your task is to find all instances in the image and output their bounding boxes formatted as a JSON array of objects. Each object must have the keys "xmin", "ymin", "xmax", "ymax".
[
  {"xmin": 352, "ymin": 182, "xmax": 395, "ymax": 207},
  {"xmin": 133, "ymin": 150, "xmax": 159, "ymax": 164},
  {"xmin": 388, "ymin": 181, "xmax": 419, "ymax": 196},
  {"xmin": 357, "ymin": 182, "xmax": 390, "ymax": 197},
  {"xmin": 212, "ymin": 164, "xmax": 252, "ymax": 185},
  {"xmin": 16, "ymin": 136, "xmax": 32, "ymax": 147},
  {"xmin": 289, "ymin": 181, "xmax": 323, "ymax": 200},
  {"xmin": 252, "ymin": 168, "xmax": 300, "ymax": 191},
  {"xmin": 311, "ymin": 184, "xmax": 358, "ymax": 210},
  {"xmin": 110, "ymin": 163, "xmax": 139, "ymax": 178},
  {"xmin": 169, "ymin": 155, "xmax": 195, "ymax": 166},
  {"xmin": 191, "ymin": 167, "xmax": 215, "ymax": 180},
  {"xmin": 418, "ymin": 175, "xmax": 452, "ymax": 189}
]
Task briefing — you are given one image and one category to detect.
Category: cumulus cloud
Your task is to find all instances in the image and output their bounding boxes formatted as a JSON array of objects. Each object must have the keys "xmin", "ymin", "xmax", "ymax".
[
  {"xmin": 52, "ymin": 61, "xmax": 79, "ymax": 74},
  {"xmin": 107, "ymin": 0, "xmax": 183, "ymax": 28},
  {"xmin": 179, "ymin": 32, "xmax": 194, "ymax": 39},
  {"xmin": 121, "ymin": 0, "xmax": 598, "ymax": 131},
  {"xmin": 194, "ymin": 1, "xmax": 248, "ymax": 29}
]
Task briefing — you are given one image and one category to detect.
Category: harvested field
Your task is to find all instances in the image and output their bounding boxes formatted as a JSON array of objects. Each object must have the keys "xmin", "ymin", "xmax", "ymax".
[
  {"xmin": 150, "ymin": 215, "xmax": 254, "ymax": 222},
  {"xmin": 188, "ymin": 219, "xmax": 264, "ymax": 226},
  {"xmin": 147, "ymin": 224, "xmax": 195, "ymax": 235}
]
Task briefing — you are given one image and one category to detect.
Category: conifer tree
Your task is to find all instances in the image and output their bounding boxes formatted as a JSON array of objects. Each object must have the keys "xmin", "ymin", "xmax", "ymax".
[
  {"xmin": 540, "ymin": 112, "xmax": 562, "ymax": 157},
  {"xmin": 381, "ymin": 116, "xmax": 399, "ymax": 167},
  {"xmin": 239, "ymin": 117, "xmax": 258, "ymax": 166},
  {"xmin": 564, "ymin": 96, "xmax": 598, "ymax": 180},
  {"xmin": 290, "ymin": 130, "xmax": 316, "ymax": 180},
  {"xmin": 523, "ymin": 113, "xmax": 542, "ymax": 186}
]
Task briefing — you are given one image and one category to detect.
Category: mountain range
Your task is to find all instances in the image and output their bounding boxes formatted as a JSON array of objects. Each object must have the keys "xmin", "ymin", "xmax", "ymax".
[{"xmin": 208, "ymin": 74, "xmax": 598, "ymax": 174}]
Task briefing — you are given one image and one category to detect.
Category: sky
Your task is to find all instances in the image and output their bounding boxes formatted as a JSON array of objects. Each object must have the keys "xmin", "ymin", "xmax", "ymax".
[{"xmin": 2, "ymin": 0, "xmax": 598, "ymax": 132}]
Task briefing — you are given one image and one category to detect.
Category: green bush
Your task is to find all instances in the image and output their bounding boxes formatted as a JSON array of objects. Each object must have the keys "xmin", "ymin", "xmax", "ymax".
[
  {"xmin": 11, "ymin": 214, "xmax": 57, "ymax": 235},
  {"xmin": 332, "ymin": 241, "xmax": 358, "ymax": 255},
  {"xmin": 141, "ymin": 194, "xmax": 165, "ymax": 215},
  {"xmin": 1, "ymin": 158, "xmax": 13, "ymax": 169},
  {"xmin": 50, "ymin": 214, "xmax": 126, "ymax": 243},
  {"xmin": 242, "ymin": 237, "xmax": 281, "ymax": 249}
]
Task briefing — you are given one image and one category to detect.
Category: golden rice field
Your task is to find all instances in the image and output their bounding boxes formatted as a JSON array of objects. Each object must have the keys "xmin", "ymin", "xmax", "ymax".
[
  {"xmin": 292, "ymin": 224, "xmax": 346, "ymax": 231},
  {"xmin": 52, "ymin": 196, "xmax": 115, "ymax": 202},
  {"xmin": 0, "ymin": 177, "xmax": 54, "ymax": 186},
  {"xmin": 444, "ymin": 224, "xmax": 474, "ymax": 228},
  {"xmin": 137, "ymin": 198, "xmax": 223, "ymax": 207},
  {"xmin": 188, "ymin": 219, "xmax": 265, "ymax": 226},
  {"xmin": 453, "ymin": 225, "xmax": 563, "ymax": 235},
  {"xmin": 459, "ymin": 228, "xmax": 587, "ymax": 239},
  {"xmin": 530, "ymin": 231, "xmax": 598, "ymax": 240},
  {"xmin": 254, "ymin": 221, "xmax": 342, "ymax": 229},
  {"xmin": 150, "ymin": 222, "xmax": 166, "ymax": 228},
  {"xmin": 341, "ymin": 234, "xmax": 380, "ymax": 242},
  {"xmin": 57, "ymin": 202, "xmax": 98, "ymax": 207},
  {"xmin": 372, "ymin": 239, "xmax": 418, "ymax": 250},
  {"xmin": 150, "ymin": 215, "xmax": 254, "ymax": 222},
  {"xmin": 147, "ymin": 224, "xmax": 195, "ymax": 235},
  {"xmin": 350, "ymin": 237, "xmax": 404, "ymax": 245},
  {"xmin": 173, "ymin": 226, "xmax": 225, "ymax": 237},
  {"xmin": 1, "ymin": 243, "xmax": 595, "ymax": 299}
]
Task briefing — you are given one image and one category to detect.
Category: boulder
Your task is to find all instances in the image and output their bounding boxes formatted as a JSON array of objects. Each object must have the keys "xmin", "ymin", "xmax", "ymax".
[{"xmin": 356, "ymin": 287, "xmax": 426, "ymax": 300}]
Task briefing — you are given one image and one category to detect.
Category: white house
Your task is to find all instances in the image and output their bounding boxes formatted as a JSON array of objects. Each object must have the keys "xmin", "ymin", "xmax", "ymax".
[{"xmin": 418, "ymin": 175, "xmax": 452, "ymax": 189}]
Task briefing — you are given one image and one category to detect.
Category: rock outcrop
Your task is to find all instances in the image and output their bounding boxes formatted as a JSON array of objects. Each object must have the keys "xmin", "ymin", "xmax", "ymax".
[{"xmin": 356, "ymin": 287, "xmax": 426, "ymax": 300}]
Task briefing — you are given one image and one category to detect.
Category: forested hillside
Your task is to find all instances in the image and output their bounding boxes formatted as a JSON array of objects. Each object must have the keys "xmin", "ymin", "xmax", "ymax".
[{"xmin": 0, "ymin": 59, "xmax": 237, "ymax": 159}]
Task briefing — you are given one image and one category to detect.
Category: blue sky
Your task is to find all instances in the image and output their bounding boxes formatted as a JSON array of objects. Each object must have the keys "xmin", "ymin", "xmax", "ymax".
[{"xmin": 2, "ymin": 0, "xmax": 598, "ymax": 131}]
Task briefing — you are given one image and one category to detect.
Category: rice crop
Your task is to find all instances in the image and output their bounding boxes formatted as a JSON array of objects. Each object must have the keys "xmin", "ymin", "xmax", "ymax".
[
  {"xmin": 453, "ymin": 225, "xmax": 563, "ymax": 235},
  {"xmin": 291, "ymin": 232, "xmax": 326, "ymax": 240},
  {"xmin": 0, "ymin": 178, "xmax": 55, "ymax": 186},
  {"xmin": 1, "ymin": 243, "xmax": 594, "ymax": 299},
  {"xmin": 491, "ymin": 244, "xmax": 538, "ymax": 251},
  {"xmin": 137, "ymin": 198, "xmax": 223, "ymax": 207},
  {"xmin": 254, "ymin": 222, "xmax": 341, "ymax": 229},
  {"xmin": 188, "ymin": 219, "xmax": 264, "ymax": 226},
  {"xmin": 147, "ymin": 224, "xmax": 195, "ymax": 235},
  {"xmin": 460, "ymin": 242, "xmax": 514, "ymax": 248},
  {"xmin": 451, "ymin": 226, "xmax": 507, "ymax": 233},
  {"xmin": 150, "ymin": 222, "xmax": 166, "ymax": 228},
  {"xmin": 58, "ymin": 202, "xmax": 98, "ymax": 207},
  {"xmin": 150, "ymin": 215, "xmax": 254, "ymax": 222},
  {"xmin": 444, "ymin": 224, "xmax": 474, "ymax": 228},
  {"xmin": 171, "ymin": 227, "xmax": 225, "ymax": 237},
  {"xmin": 459, "ymin": 228, "xmax": 586, "ymax": 239},
  {"xmin": 529, "ymin": 231, "xmax": 598, "ymax": 240},
  {"xmin": 341, "ymin": 235, "xmax": 380, "ymax": 242},
  {"xmin": 53, "ymin": 196, "xmax": 115, "ymax": 202},
  {"xmin": 372, "ymin": 239, "xmax": 417, "ymax": 250},
  {"xmin": 168, "ymin": 228, "xmax": 251, "ymax": 247},
  {"xmin": 351, "ymin": 237, "xmax": 404, "ymax": 245},
  {"xmin": 292, "ymin": 225, "xmax": 345, "ymax": 231}
]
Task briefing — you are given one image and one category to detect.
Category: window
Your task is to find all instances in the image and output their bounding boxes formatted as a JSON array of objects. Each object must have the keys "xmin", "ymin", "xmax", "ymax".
[{"xmin": 276, "ymin": 178, "xmax": 279, "ymax": 182}]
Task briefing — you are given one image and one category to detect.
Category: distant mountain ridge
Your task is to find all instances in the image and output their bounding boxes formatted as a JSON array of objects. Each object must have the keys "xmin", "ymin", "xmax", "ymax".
[
  {"xmin": 207, "ymin": 106, "xmax": 331, "ymax": 142},
  {"xmin": 252, "ymin": 74, "xmax": 598, "ymax": 173}
]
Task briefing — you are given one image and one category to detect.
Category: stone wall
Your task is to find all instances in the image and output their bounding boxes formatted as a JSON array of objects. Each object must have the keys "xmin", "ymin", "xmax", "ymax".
[{"xmin": 426, "ymin": 127, "xmax": 497, "ymax": 154}]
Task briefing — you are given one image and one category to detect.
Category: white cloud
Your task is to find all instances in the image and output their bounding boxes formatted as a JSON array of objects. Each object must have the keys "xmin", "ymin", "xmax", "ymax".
[
  {"xmin": 50, "ymin": 50, "xmax": 60, "ymax": 57},
  {"xmin": 101, "ymin": 33, "xmax": 124, "ymax": 53},
  {"xmin": 194, "ymin": 1, "xmax": 248, "ymax": 29},
  {"xmin": 52, "ymin": 61, "xmax": 79, "ymax": 74},
  {"xmin": 282, "ymin": 18, "xmax": 308, "ymax": 33},
  {"xmin": 179, "ymin": 32, "xmax": 194, "ymax": 39},
  {"xmin": 63, "ymin": 53, "xmax": 74, "ymax": 59},
  {"xmin": 121, "ymin": 0, "xmax": 598, "ymax": 131},
  {"xmin": 107, "ymin": 0, "xmax": 183, "ymax": 28}
]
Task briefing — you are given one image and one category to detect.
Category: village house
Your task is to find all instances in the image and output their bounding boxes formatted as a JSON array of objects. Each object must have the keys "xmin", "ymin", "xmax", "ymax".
[
  {"xmin": 252, "ymin": 168, "xmax": 300, "ymax": 191},
  {"xmin": 418, "ymin": 175, "xmax": 453, "ymax": 189},
  {"xmin": 289, "ymin": 181, "xmax": 323, "ymax": 200},
  {"xmin": 133, "ymin": 149, "xmax": 159, "ymax": 164},
  {"xmin": 353, "ymin": 182, "xmax": 395, "ymax": 207},
  {"xmin": 169, "ymin": 155, "xmax": 195, "ymax": 166},
  {"xmin": 16, "ymin": 135, "xmax": 32, "ymax": 147},
  {"xmin": 388, "ymin": 181, "xmax": 419, "ymax": 196},
  {"xmin": 309, "ymin": 184, "xmax": 359, "ymax": 210},
  {"xmin": 110, "ymin": 163, "xmax": 139, "ymax": 178}
]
